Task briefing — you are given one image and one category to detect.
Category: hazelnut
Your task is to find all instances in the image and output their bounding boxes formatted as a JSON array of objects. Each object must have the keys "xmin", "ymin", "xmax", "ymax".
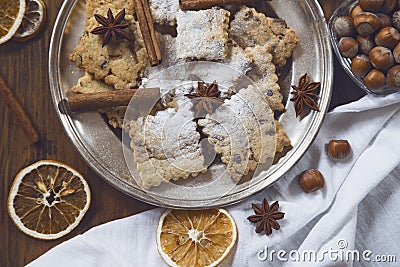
[
  {"xmin": 353, "ymin": 12, "xmax": 381, "ymax": 36},
  {"xmin": 339, "ymin": 37, "xmax": 358, "ymax": 58},
  {"xmin": 379, "ymin": 0, "xmax": 397, "ymax": 13},
  {"xmin": 392, "ymin": 11, "xmax": 400, "ymax": 31},
  {"xmin": 333, "ymin": 16, "xmax": 356, "ymax": 37},
  {"xmin": 377, "ymin": 13, "xmax": 392, "ymax": 28},
  {"xmin": 299, "ymin": 169, "xmax": 325, "ymax": 193},
  {"xmin": 350, "ymin": 5, "xmax": 364, "ymax": 18},
  {"xmin": 386, "ymin": 65, "xmax": 400, "ymax": 86},
  {"xmin": 393, "ymin": 42, "xmax": 400, "ymax": 62},
  {"xmin": 375, "ymin": 27, "xmax": 400, "ymax": 49},
  {"xmin": 363, "ymin": 69, "xmax": 387, "ymax": 91},
  {"xmin": 357, "ymin": 35, "xmax": 375, "ymax": 54},
  {"xmin": 359, "ymin": 0, "xmax": 384, "ymax": 12},
  {"xmin": 327, "ymin": 140, "xmax": 352, "ymax": 161},
  {"xmin": 369, "ymin": 46, "xmax": 394, "ymax": 71},
  {"xmin": 351, "ymin": 55, "xmax": 372, "ymax": 77}
]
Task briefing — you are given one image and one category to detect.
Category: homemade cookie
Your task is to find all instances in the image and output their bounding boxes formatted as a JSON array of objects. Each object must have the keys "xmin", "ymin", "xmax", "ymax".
[
  {"xmin": 149, "ymin": 0, "xmax": 180, "ymax": 26},
  {"xmin": 176, "ymin": 7, "xmax": 230, "ymax": 60},
  {"xmin": 70, "ymin": 11, "xmax": 148, "ymax": 89},
  {"xmin": 71, "ymin": 72, "xmax": 126, "ymax": 128},
  {"xmin": 127, "ymin": 97, "xmax": 207, "ymax": 188},
  {"xmin": 230, "ymin": 6, "xmax": 299, "ymax": 67},
  {"xmin": 199, "ymin": 85, "xmax": 276, "ymax": 181},
  {"xmin": 245, "ymin": 44, "xmax": 284, "ymax": 111}
]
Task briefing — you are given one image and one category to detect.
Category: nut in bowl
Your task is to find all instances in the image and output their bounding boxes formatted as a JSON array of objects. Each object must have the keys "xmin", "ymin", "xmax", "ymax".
[{"xmin": 329, "ymin": 0, "xmax": 400, "ymax": 95}]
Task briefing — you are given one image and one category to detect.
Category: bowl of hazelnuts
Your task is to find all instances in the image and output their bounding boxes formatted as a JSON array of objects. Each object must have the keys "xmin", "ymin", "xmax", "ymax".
[{"xmin": 329, "ymin": 0, "xmax": 400, "ymax": 94}]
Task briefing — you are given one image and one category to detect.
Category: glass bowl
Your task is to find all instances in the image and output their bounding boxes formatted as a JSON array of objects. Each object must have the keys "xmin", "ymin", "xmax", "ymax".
[{"xmin": 328, "ymin": 0, "xmax": 400, "ymax": 95}]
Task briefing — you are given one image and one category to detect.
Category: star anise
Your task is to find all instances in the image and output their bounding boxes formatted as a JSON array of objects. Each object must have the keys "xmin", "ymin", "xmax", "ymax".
[
  {"xmin": 290, "ymin": 73, "xmax": 321, "ymax": 117},
  {"xmin": 185, "ymin": 81, "xmax": 224, "ymax": 117},
  {"xmin": 247, "ymin": 199, "xmax": 285, "ymax": 236},
  {"xmin": 91, "ymin": 8, "xmax": 131, "ymax": 47}
]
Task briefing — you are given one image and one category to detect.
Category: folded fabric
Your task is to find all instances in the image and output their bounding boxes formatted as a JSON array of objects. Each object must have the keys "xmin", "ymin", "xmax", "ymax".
[{"xmin": 28, "ymin": 92, "xmax": 400, "ymax": 267}]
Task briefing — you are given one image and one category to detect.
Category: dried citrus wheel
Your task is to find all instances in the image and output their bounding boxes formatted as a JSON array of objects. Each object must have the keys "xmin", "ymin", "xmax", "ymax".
[
  {"xmin": 157, "ymin": 209, "xmax": 237, "ymax": 267},
  {"xmin": 13, "ymin": 0, "xmax": 46, "ymax": 41},
  {"xmin": 0, "ymin": 0, "xmax": 26, "ymax": 45},
  {"xmin": 7, "ymin": 160, "xmax": 91, "ymax": 240}
]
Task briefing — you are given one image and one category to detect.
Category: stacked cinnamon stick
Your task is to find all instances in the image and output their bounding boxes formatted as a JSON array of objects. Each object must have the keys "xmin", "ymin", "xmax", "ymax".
[
  {"xmin": 134, "ymin": 0, "xmax": 162, "ymax": 66},
  {"xmin": 66, "ymin": 88, "xmax": 160, "ymax": 112}
]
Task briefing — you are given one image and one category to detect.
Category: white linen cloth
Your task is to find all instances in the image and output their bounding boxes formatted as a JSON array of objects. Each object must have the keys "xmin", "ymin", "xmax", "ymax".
[{"xmin": 28, "ymin": 92, "xmax": 400, "ymax": 267}]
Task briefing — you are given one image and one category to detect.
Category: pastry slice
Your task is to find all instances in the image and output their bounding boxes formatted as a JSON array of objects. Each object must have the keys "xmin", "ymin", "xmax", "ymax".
[
  {"xmin": 198, "ymin": 85, "xmax": 276, "ymax": 181},
  {"xmin": 176, "ymin": 7, "xmax": 230, "ymax": 60},
  {"xmin": 230, "ymin": 6, "xmax": 299, "ymax": 67},
  {"xmin": 127, "ymin": 89, "xmax": 207, "ymax": 189},
  {"xmin": 149, "ymin": 0, "xmax": 180, "ymax": 26},
  {"xmin": 245, "ymin": 44, "xmax": 284, "ymax": 111},
  {"xmin": 70, "ymin": 5, "xmax": 148, "ymax": 89}
]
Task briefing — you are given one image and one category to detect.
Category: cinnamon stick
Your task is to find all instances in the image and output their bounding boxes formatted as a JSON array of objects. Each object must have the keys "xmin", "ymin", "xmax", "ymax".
[
  {"xmin": 134, "ymin": 0, "xmax": 162, "ymax": 66},
  {"xmin": 0, "ymin": 75, "xmax": 40, "ymax": 144},
  {"xmin": 65, "ymin": 88, "xmax": 160, "ymax": 112},
  {"xmin": 180, "ymin": 0, "xmax": 255, "ymax": 10}
]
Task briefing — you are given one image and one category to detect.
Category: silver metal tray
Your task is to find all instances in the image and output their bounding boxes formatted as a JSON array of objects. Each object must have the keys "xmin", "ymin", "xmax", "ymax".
[{"xmin": 49, "ymin": 0, "xmax": 333, "ymax": 209}]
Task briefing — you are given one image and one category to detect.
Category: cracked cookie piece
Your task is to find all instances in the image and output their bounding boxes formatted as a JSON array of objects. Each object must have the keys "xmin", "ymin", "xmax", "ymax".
[
  {"xmin": 222, "ymin": 41, "xmax": 253, "ymax": 76},
  {"xmin": 198, "ymin": 85, "xmax": 276, "ymax": 181},
  {"xmin": 275, "ymin": 120, "xmax": 291, "ymax": 153},
  {"xmin": 127, "ymin": 96, "xmax": 207, "ymax": 189},
  {"xmin": 85, "ymin": 0, "xmax": 135, "ymax": 23},
  {"xmin": 69, "ymin": 10, "xmax": 147, "ymax": 89},
  {"xmin": 230, "ymin": 6, "xmax": 299, "ymax": 68},
  {"xmin": 145, "ymin": 34, "xmax": 184, "ymax": 78},
  {"xmin": 149, "ymin": 0, "xmax": 180, "ymax": 26},
  {"xmin": 176, "ymin": 7, "xmax": 230, "ymax": 60},
  {"xmin": 71, "ymin": 72, "xmax": 126, "ymax": 128},
  {"xmin": 245, "ymin": 44, "xmax": 284, "ymax": 111}
]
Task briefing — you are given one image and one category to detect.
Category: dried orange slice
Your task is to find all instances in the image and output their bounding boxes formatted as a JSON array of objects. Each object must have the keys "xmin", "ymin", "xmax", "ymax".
[
  {"xmin": 0, "ymin": 0, "xmax": 26, "ymax": 44},
  {"xmin": 7, "ymin": 160, "xmax": 91, "ymax": 240},
  {"xmin": 13, "ymin": 0, "xmax": 46, "ymax": 41},
  {"xmin": 157, "ymin": 209, "xmax": 237, "ymax": 267}
]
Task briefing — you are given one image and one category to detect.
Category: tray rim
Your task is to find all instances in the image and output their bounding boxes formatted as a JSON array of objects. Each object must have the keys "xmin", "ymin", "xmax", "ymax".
[{"xmin": 49, "ymin": 0, "xmax": 334, "ymax": 209}]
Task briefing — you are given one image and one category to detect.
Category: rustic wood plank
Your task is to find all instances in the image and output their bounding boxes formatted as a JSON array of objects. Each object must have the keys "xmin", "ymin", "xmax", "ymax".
[{"xmin": 0, "ymin": 1, "xmax": 362, "ymax": 266}]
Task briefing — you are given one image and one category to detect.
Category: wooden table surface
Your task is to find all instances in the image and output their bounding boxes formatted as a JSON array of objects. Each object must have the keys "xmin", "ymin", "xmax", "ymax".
[{"xmin": 0, "ymin": 1, "xmax": 364, "ymax": 266}]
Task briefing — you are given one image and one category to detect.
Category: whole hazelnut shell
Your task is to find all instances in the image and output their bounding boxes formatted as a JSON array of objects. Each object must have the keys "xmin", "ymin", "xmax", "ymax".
[
  {"xmin": 393, "ymin": 42, "xmax": 400, "ymax": 63},
  {"xmin": 351, "ymin": 55, "xmax": 372, "ymax": 77},
  {"xmin": 350, "ymin": 5, "xmax": 364, "ymax": 18},
  {"xmin": 357, "ymin": 35, "xmax": 375, "ymax": 54},
  {"xmin": 392, "ymin": 11, "xmax": 400, "ymax": 31},
  {"xmin": 299, "ymin": 169, "xmax": 325, "ymax": 193},
  {"xmin": 359, "ymin": 0, "xmax": 384, "ymax": 12},
  {"xmin": 327, "ymin": 140, "xmax": 352, "ymax": 161},
  {"xmin": 377, "ymin": 13, "xmax": 392, "ymax": 28},
  {"xmin": 375, "ymin": 27, "xmax": 400, "ymax": 49},
  {"xmin": 369, "ymin": 46, "xmax": 394, "ymax": 71},
  {"xmin": 363, "ymin": 69, "xmax": 387, "ymax": 91},
  {"xmin": 387, "ymin": 65, "xmax": 400, "ymax": 87},
  {"xmin": 353, "ymin": 12, "xmax": 381, "ymax": 36},
  {"xmin": 339, "ymin": 37, "xmax": 359, "ymax": 58},
  {"xmin": 334, "ymin": 16, "xmax": 356, "ymax": 37},
  {"xmin": 379, "ymin": 0, "xmax": 397, "ymax": 13}
]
